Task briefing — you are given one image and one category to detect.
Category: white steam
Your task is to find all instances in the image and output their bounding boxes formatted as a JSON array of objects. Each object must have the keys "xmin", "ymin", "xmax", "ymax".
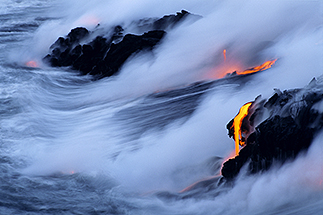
[
  {"xmin": 167, "ymin": 132, "xmax": 323, "ymax": 215},
  {"xmin": 7, "ymin": 0, "xmax": 322, "ymax": 208},
  {"xmin": 17, "ymin": 0, "xmax": 322, "ymax": 97}
]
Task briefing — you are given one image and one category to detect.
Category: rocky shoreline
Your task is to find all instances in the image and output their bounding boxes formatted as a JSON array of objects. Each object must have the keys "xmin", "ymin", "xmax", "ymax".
[
  {"xmin": 222, "ymin": 78, "xmax": 323, "ymax": 180},
  {"xmin": 43, "ymin": 10, "xmax": 199, "ymax": 80},
  {"xmin": 42, "ymin": 10, "xmax": 323, "ymax": 188}
]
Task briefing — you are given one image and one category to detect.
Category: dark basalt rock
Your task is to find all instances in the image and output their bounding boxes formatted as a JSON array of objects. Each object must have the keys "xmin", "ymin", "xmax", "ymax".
[
  {"xmin": 87, "ymin": 30, "xmax": 165, "ymax": 79},
  {"xmin": 135, "ymin": 10, "xmax": 198, "ymax": 32},
  {"xmin": 221, "ymin": 79, "xmax": 323, "ymax": 180},
  {"xmin": 44, "ymin": 27, "xmax": 90, "ymax": 67},
  {"xmin": 43, "ymin": 10, "xmax": 197, "ymax": 80}
]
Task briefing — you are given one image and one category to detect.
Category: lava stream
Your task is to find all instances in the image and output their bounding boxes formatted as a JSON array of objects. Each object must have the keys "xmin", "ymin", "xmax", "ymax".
[
  {"xmin": 237, "ymin": 59, "xmax": 277, "ymax": 75},
  {"xmin": 232, "ymin": 102, "xmax": 252, "ymax": 155}
]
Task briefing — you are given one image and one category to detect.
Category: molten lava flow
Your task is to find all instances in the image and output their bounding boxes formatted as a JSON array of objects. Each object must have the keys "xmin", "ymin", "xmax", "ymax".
[
  {"xmin": 25, "ymin": 60, "xmax": 38, "ymax": 68},
  {"xmin": 207, "ymin": 49, "xmax": 277, "ymax": 79},
  {"xmin": 223, "ymin": 49, "xmax": 226, "ymax": 61},
  {"xmin": 238, "ymin": 59, "xmax": 277, "ymax": 75},
  {"xmin": 232, "ymin": 102, "xmax": 252, "ymax": 155}
]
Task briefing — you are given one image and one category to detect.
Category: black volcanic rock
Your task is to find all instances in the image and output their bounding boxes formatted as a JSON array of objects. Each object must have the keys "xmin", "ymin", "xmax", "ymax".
[
  {"xmin": 51, "ymin": 27, "xmax": 89, "ymax": 50},
  {"xmin": 221, "ymin": 80, "xmax": 323, "ymax": 180},
  {"xmin": 43, "ymin": 10, "xmax": 197, "ymax": 80},
  {"xmin": 135, "ymin": 10, "xmax": 199, "ymax": 32},
  {"xmin": 87, "ymin": 30, "xmax": 165, "ymax": 78},
  {"xmin": 44, "ymin": 27, "xmax": 165, "ymax": 79},
  {"xmin": 43, "ymin": 27, "xmax": 90, "ymax": 67}
]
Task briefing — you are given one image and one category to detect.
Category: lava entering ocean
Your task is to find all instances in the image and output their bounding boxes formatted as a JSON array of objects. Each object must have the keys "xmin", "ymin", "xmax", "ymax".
[
  {"xmin": 231, "ymin": 102, "xmax": 253, "ymax": 155},
  {"xmin": 209, "ymin": 48, "xmax": 277, "ymax": 79},
  {"xmin": 238, "ymin": 59, "xmax": 277, "ymax": 75},
  {"xmin": 220, "ymin": 58, "xmax": 277, "ymax": 78}
]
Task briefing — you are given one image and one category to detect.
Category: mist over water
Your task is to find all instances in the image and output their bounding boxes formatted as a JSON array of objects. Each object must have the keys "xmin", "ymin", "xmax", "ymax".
[{"xmin": 0, "ymin": 0, "xmax": 322, "ymax": 214}]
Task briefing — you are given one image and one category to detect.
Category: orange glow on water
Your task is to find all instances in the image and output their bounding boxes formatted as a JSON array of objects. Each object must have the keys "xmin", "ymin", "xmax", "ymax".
[
  {"xmin": 232, "ymin": 102, "xmax": 252, "ymax": 155},
  {"xmin": 60, "ymin": 170, "xmax": 76, "ymax": 175},
  {"xmin": 207, "ymin": 63, "xmax": 242, "ymax": 79},
  {"xmin": 25, "ymin": 60, "xmax": 38, "ymax": 68},
  {"xmin": 180, "ymin": 150, "xmax": 237, "ymax": 193}
]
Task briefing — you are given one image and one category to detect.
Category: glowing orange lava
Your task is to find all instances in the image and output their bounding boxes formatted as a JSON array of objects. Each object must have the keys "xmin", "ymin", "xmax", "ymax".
[
  {"xmin": 25, "ymin": 60, "xmax": 38, "ymax": 68},
  {"xmin": 223, "ymin": 49, "xmax": 226, "ymax": 61},
  {"xmin": 209, "ymin": 49, "xmax": 277, "ymax": 78},
  {"xmin": 238, "ymin": 59, "xmax": 277, "ymax": 75},
  {"xmin": 232, "ymin": 102, "xmax": 252, "ymax": 155}
]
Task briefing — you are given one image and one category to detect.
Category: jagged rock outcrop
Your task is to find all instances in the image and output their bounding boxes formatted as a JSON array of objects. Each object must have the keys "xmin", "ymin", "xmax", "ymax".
[
  {"xmin": 43, "ymin": 10, "xmax": 199, "ymax": 80},
  {"xmin": 134, "ymin": 9, "xmax": 194, "ymax": 32},
  {"xmin": 221, "ymin": 78, "xmax": 323, "ymax": 180}
]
